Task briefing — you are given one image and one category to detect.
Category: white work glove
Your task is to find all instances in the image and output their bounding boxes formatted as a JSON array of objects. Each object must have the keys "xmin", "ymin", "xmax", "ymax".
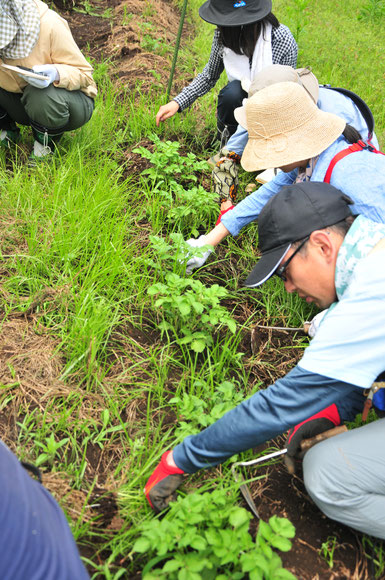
[
  {"xmin": 23, "ymin": 64, "xmax": 59, "ymax": 89},
  {"xmin": 185, "ymin": 235, "xmax": 213, "ymax": 274},
  {"xmin": 306, "ymin": 309, "xmax": 328, "ymax": 338}
]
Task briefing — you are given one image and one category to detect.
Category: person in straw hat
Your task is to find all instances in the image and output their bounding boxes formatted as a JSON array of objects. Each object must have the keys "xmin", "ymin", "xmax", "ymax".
[
  {"xmin": 183, "ymin": 81, "xmax": 385, "ymax": 273},
  {"xmin": 211, "ymin": 64, "xmax": 378, "ymax": 224},
  {"xmin": 144, "ymin": 182, "xmax": 385, "ymax": 543},
  {"xmin": 155, "ymin": 0, "xmax": 297, "ymax": 147},
  {"xmin": 0, "ymin": 0, "xmax": 97, "ymax": 163}
]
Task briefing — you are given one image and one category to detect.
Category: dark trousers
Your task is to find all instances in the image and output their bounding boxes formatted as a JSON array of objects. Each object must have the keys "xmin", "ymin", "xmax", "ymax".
[
  {"xmin": 217, "ymin": 80, "xmax": 247, "ymax": 138},
  {"xmin": 0, "ymin": 84, "xmax": 94, "ymax": 136}
]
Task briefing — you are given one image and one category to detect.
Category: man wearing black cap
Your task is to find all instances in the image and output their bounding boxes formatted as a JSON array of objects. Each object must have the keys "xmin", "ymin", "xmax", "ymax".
[{"xmin": 144, "ymin": 182, "xmax": 385, "ymax": 539}]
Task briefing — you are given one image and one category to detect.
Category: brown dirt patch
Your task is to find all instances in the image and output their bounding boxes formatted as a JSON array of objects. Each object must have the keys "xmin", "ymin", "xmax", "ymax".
[{"xmin": 58, "ymin": 0, "xmax": 190, "ymax": 92}]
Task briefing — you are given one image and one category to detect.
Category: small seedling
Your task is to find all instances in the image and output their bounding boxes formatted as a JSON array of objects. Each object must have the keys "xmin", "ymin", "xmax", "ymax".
[{"xmin": 319, "ymin": 535, "xmax": 338, "ymax": 568}]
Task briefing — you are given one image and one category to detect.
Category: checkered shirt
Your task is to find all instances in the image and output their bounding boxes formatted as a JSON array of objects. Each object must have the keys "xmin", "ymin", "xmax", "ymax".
[
  {"xmin": 0, "ymin": 0, "xmax": 40, "ymax": 59},
  {"xmin": 174, "ymin": 25, "xmax": 298, "ymax": 111}
]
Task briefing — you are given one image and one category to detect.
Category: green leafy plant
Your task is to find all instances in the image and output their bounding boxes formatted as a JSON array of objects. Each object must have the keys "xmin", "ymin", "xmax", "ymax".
[
  {"xmin": 148, "ymin": 273, "xmax": 236, "ymax": 352},
  {"xmin": 319, "ymin": 535, "xmax": 338, "ymax": 568},
  {"xmin": 170, "ymin": 380, "xmax": 245, "ymax": 438},
  {"xmin": 134, "ymin": 488, "xmax": 296, "ymax": 579},
  {"xmin": 362, "ymin": 536, "xmax": 385, "ymax": 578},
  {"xmin": 285, "ymin": 0, "xmax": 310, "ymax": 44},
  {"xmin": 133, "ymin": 134, "xmax": 210, "ymax": 185},
  {"xmin": 35, "ymin": 433, "xmax": 70, "ymax": 467},
  {"xmin": 358, "ymin": 0, "xmax": 385, "ymax": 21}
]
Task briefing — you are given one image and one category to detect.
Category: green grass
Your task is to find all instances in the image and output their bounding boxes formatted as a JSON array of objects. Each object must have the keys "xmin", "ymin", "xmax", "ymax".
[{"xmin": 0, "ymin": 0, "xmax": 384, "ymax": 578}]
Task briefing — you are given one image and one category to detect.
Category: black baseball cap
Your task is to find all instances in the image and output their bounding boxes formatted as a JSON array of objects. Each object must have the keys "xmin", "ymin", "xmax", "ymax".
[
  {"xmin": 199, "ymin": 0, "xmax": 272, "ymax": 27},
  {"xmin": 244, "ymin": 182, "xmax": 354, "ymax": 288}
]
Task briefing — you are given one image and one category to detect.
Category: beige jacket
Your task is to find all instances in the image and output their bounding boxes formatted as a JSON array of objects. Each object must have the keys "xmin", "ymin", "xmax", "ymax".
[{"xmin": 0, "ymin": 0, "xmax": 97, "ymax": 98}]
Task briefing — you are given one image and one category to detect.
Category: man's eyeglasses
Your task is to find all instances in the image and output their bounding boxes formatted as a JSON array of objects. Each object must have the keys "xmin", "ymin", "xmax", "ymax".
[{"xmin": 275, "ymin": 236, "xmax": 310, "ymax": 282}]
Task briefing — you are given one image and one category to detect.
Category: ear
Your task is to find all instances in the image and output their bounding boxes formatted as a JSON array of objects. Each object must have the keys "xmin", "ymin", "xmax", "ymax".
[{"xmin": 308, "ymin": 230, "xmax": 337, "ymax": 263}]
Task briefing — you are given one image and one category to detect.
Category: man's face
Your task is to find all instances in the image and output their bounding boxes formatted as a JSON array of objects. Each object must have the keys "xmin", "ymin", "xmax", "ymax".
[
  {"xmin": 279, "ymin": 159, "xmax": 309, "ymax": 173},
  {"xmin": 277, "ymin": 230, "xmax": 342, "ymax": 309}
]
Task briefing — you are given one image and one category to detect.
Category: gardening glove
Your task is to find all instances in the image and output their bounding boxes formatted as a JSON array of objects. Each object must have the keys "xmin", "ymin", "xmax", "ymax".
[
  {"xmin": 144, "ymin": 450, "xmax": 185, "ymax": 513},
  {"xmin": 304, "ymin": 309, "xmax": 328, "ymax": 338},
  {"xmin": 284, "ymin": 404, "xmax": 341, "ymax": 474},
  {"xmin": 185, "ymin": 235, "xmax": 213, "ymax": 274},
  {"xmin": 216, "ymin": 204, "xmax": 234, "ymax": 226},
  {"xmin": 23, "ymin": 64, "xmax": 59, "ymax": 89},
  {"xmin": 212, "ymin": 151, "xmax": 241, "ymax": 204}
]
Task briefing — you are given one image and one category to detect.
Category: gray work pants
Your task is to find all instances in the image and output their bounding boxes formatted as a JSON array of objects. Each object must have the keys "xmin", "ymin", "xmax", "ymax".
[
  {"xmin": 304, "ymin": 418, "xmax": 385, "ymax": 539},
  {"xmin": 0, "ymin": 84, "xmax": 94, "ymax": 134}
]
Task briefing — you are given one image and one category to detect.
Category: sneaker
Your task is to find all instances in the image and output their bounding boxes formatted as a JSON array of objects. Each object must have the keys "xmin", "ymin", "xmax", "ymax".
[
  {"xmin": 28, "ymin": 139, "xmax": 53, "ymax": 165},
  {"xmin": 0, "ymin": 128, "xmax": 20, "ymax": 149}
]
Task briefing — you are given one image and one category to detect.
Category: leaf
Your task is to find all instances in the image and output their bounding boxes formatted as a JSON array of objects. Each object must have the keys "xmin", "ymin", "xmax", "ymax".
[
  {"xmin": 190, "ymin": 536, "xmax": 207, "ymax": 551},
  {"xmin": 133, "ymin": 537, "xmax": 151, "ymax": 553},
  {"xmin": 269, "ymin": 516, "xmax": 296, "ymax": 538},
  {"xmin": 270, "ymin": 536, "xmax": 293, "ymax": 552},
  {"xmin": 229, "ymin": 507, "xmax": 251, "ymax": 529},
  {"xmin": 191, "ymin": 338, "xmax": 207, "ymax": 353},
  {"xmin": 163, "ymin": 559, "xmax": 182, "ymax": 573},
  {"xmin": 258, "ymin": 520, "xmax": 273, "ymax": 542}
]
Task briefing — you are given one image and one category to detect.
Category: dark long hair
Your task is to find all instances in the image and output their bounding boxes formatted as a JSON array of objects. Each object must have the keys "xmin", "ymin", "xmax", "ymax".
[
  {"xmin": 342, "ymin": 124, "xmax": 362, "ymax": 143},
  {"xmin": 218, "ymin": 13, "xmax": 280, "ymax": 58}
]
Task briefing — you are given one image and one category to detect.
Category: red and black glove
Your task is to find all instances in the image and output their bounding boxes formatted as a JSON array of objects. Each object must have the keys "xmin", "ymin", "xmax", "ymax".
[
  {"xmin": 144, "ymin": 451, "xmax": 185, "ymax": 513},
  {"xmin": 216, "ymin": 204, "xmax": 234, "ymax": 226},
  {"xmin": 284, "ymin": 404, "xmax": 341, "ymax": 474}
]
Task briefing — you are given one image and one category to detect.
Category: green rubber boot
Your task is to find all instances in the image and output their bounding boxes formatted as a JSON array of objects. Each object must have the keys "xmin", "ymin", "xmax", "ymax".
[{"xmin": 0, "ymin": 127, "xmax": 21, "ymax": 149}]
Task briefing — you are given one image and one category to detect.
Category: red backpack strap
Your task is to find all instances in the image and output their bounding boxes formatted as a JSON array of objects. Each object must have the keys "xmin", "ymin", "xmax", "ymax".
[{"xmin": 324, "ymin": 140, "xmax": 385, "ymax": 184}]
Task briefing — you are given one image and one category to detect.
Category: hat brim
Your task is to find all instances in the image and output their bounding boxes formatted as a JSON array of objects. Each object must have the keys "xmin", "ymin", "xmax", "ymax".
[
  {"xmin": 234, "ymin": 104, "xmax": 247, "ymax": 129},
  {"xmin": 296, "ymin": 68, "xmax": 319, "ymax": 104},
  {"xmin": 199, "ymin": 0, "xmax": 272, "ymax": 27},
  {"xmin": 244, "ymin": 244, "xmax": 291, "ymax": 287},
  {"xmin": 240, "ymin": 110, "xmax": 346, "ymax": 172}
]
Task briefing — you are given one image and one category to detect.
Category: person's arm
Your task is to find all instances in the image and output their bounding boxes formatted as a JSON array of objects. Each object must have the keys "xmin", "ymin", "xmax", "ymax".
[
  {"xmin": 173, "ymin": 366, "xmax": 364, "ymax": 472},
  {"xmin": 225, "ymin": 125, "xmax": 249, "ymax": 157},
  {"xmin": 220, "ymin": 169, "xmax": 296, "ymax": 236},
  {"xmin": 271, "ymin": 24, "xmax": 298, "ymax": 68},
  {"xmin": 173, "ymin": 30, "xmax": 224, "ymax": 112},
  {"xmin": 48, "ymin": 14, "xmax": 95, "ymax": 92}
]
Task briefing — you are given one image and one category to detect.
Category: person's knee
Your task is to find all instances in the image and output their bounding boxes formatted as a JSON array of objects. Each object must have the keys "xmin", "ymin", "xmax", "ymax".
[
  {"xmin": 303, "ymin": 439, "xmax": 343, "ymax": 511},
  {"xmin": 218, "ymin": 80, "xmax": 245, "ymax": 108},
  {"xmin": 22, "ymin": 85, "xmax": 69, "ymax": 129}
]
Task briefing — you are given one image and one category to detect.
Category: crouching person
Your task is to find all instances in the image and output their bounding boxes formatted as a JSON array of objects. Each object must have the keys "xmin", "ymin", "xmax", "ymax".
[
  {"xmin": 0, "ymin": 0, "xmax": 97, "ymax": 163},
  {"xmin": 144, "ymin": 181, "xmax": 385, "ymax": 539}
]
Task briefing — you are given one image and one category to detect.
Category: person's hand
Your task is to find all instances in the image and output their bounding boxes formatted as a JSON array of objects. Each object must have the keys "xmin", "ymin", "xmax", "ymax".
[
  {"xmin": 23, "ymin": 64, "xmax": 59, "ymax": 89},
  {"xmin": 216, "ymin": 204, "xmax": 234, "ymax": 226},
  {"xmin": 284, "ymin": 404, "xmax": 341, "ymax": 474},
  {"xmin": 144, "ymin": 451, "xmax": 185, "ymax": 513},
  {"xmin": 155, "ymin": 100, "xmax": 180, "ymax": 126},
  {"xmin": 212, "ymin": 151, "xmax": 241, "ymax": 203},
  {"xmin": 185, "ymin": 235, "xmax": 214, "ymax": 274},
  {"xmin": 306, "ymin": 309, "xmax": 328, "ymax": 338}
]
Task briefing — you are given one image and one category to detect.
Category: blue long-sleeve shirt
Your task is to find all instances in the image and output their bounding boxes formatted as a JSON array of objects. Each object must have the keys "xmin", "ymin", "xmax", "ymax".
[
  {"xmin": 173, "ymin": 367, "xmax": 365, "ymax": 473},
  {"xmin": 221, "ymin": 135, "xmax": 385, "ymax": 236}
]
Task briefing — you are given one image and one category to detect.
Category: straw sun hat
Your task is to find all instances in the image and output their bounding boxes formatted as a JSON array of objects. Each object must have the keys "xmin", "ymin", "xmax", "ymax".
[{"xmin": 234, "ymin": 82, "xmax": 346, "ymax": 172}]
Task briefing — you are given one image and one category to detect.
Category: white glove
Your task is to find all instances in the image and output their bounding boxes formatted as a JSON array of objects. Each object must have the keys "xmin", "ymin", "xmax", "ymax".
[
  {"xmin": 185, "ymin": 235, "xmax": 213, "ymax": 274},
  {"xmin": 306, "ymin": 309, "xmax": 328, "ymax": 338},
  {"xmin": 23, "ymin": 65, "xmax": 59, "ymax": 89}
]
